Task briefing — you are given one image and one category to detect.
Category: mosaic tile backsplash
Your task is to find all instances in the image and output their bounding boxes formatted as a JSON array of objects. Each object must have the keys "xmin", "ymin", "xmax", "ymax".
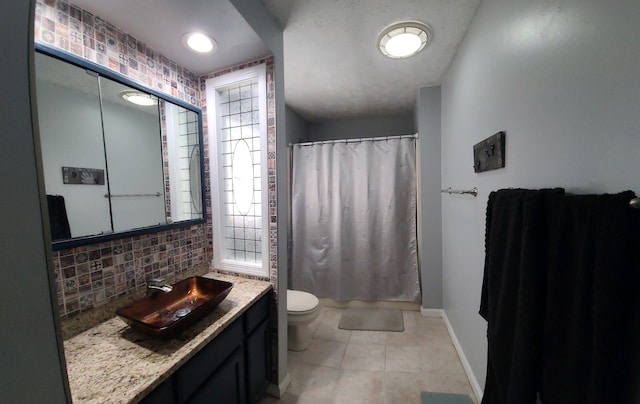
[
  {"xmin": 53, "ymin": 226, "xmax": 206, "ymax": 317},
  {"xmin": 34, "ymin": 0, "xmax": 280, "ymax": 319},
  {"xmin": 34, "ymin": 0, "xmax": 200, "ymax": 105}
]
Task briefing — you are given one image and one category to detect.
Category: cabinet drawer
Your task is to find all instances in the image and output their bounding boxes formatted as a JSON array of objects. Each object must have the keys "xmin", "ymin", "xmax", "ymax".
[
  {"xmin": 177, "ymin": 319, "xmax": 243, "ymax": 402},
  {"xmin": 244, "ymin": 293, "xmax": 270, "ymax": 333}
]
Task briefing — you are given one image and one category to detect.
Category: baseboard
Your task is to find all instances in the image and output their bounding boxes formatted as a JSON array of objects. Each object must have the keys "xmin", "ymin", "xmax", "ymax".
[
  {"xmin": 440, "ymin": 312, "xmax": 483, "ymax": 402},
  {"xmin": 266, "ymin": 372, "xmax": 290, "ymax": 398}
]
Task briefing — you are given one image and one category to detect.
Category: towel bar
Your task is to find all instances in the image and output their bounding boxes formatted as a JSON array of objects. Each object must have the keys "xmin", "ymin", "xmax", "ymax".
[
  {"xmin": 441, "ymin": 187, "xmax": 478, "ymax": 197},
  {"xmin": 104, "ymin": 192, "xmax": 162, "ymax": 198}
]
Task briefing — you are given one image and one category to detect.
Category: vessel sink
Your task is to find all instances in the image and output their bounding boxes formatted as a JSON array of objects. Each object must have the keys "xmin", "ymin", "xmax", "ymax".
[{"xmin": 116, "ymin": 276, "xmax": 233, "ymax": 339}]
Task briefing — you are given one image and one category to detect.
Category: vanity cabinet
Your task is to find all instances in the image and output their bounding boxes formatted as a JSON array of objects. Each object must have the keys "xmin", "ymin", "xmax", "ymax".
[
  {"xmin": 141, "ymin": 293, "xmax": 271, "ymax": 404},
  {"xmin": 245, "ymin": 297, "xmax": 272, "ymax": 403}
]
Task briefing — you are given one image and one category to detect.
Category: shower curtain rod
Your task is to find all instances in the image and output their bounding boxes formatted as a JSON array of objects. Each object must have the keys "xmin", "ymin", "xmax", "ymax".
[{"xmin": 289, "ymin": 133, "xmax": 418, "ymax": 148}]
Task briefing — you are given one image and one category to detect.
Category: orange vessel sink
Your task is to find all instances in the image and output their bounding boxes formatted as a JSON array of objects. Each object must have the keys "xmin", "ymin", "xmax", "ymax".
[{"xmin": 116, "ymin": 276, "xmax": 233, "ymax": 339}]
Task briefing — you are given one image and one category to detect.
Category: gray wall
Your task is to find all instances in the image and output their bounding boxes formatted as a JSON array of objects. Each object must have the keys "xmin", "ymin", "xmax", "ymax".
[
  {"xmin": 102, "ymin": 100, "xmax": 166, "ymax": 231},
  {"xmin": 439, "ymin": 0, "xmax": 640, "ymax": 395},
  {"xmin": 415, "ymin": 87, "xmax": 442, "ymax": 309},
  {"xmin": 229, "ymin": 0, "xmax": 289, "ymax": 389},
  {"xmin": 306, "ymin": 113, "xmax": 415, "ymax": 142},
  {"xmin": 286, "ymin": 106, "xmax": 308, "ymax": 144},
  {"xmin": 36, "ymin": 80, "xmax": 111, "ymax": 237},
  {"xmin": 0, "ymin": 1, "xmax": 70, "ymax": 402}
]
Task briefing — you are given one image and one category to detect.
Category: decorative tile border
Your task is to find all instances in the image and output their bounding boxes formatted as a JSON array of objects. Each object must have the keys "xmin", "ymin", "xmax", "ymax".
[{"xmin": 34, "ymin": 0, "xmax": 199, "ymax": 105}]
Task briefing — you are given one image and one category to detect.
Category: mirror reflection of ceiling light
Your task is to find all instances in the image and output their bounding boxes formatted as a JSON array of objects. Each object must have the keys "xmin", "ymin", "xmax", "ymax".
[
  {"xmin": 378, "ymin": 21, "xmax": 431, "ymax": 59},
  {"xmin": 182, "ymin": 32, "xmax": 218, "ymax": 54},
  {"xmin": 120, "ymin": 90, "xmax": 157, "ymax": 106}
]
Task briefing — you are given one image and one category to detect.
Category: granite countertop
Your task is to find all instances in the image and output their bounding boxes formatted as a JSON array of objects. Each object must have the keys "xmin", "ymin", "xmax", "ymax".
[{"xmin": 63, "ymin": 272, "xmax": 272, "ymax": 403}]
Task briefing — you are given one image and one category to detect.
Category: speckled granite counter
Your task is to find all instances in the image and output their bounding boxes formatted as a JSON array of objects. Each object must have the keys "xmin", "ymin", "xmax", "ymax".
[{"xmin": 63, "ymin": 273, "xmax": 272, "ymax": 403}]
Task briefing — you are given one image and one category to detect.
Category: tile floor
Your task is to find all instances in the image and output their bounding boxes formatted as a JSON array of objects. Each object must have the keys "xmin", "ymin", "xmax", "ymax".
[{"xmin": 261, "ymin": 306, "xmax": 478, "ymax": 404}]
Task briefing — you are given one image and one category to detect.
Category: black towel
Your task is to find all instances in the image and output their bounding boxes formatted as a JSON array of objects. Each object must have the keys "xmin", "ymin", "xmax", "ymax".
[
  {"xmin": 480, "ymin": 188, "xmax": 563, "ymax": 404},
  {"xmin": 480, "ymin": 189, "xmax": 640, "ymax": 404},
  {"xmin": 46, "ymin": 194, "xmax": 71, "ymax": 240},
  {"xmin": 541, "ymin": 191, "xmax": 640, "ymax": 404}
]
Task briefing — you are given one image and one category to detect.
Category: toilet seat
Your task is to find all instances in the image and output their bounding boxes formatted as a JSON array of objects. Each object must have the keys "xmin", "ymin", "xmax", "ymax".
[{"xmin": 287, "ymin": 290, "xmax": 319, "ymax": 314}]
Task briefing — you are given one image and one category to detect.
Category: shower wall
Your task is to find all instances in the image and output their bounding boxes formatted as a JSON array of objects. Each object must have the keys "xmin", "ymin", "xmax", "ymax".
[{"xmin": 306, "ymin": 113, "xmax": 415, "ymax": 142}]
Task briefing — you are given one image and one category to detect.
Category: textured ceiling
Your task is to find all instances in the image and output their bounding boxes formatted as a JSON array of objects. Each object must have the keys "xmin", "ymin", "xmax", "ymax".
[
  {"xmin": 70, "ymin": 0, "xmax": 481, "ymax": 123},
  {"xmin": 263, "ymin": 0, "xmax": 482, "ymax": 122},
  {"xmin": 70, "ymin": 0, "xmax": 270, "ymax": 75}
]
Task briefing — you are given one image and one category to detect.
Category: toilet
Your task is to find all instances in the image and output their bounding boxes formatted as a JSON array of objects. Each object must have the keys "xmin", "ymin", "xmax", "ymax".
[{"xmin": 287, "ymin": 289, "xmax": 320, "ymax": 351}]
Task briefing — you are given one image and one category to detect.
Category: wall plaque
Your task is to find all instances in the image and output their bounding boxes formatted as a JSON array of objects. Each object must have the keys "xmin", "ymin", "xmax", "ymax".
[
  {"xmin": 473, "ymin": 131, "xmax": 505, "ymax": 173},
  {"xmin": 62, "ymin": 166, "xmax": 105, "ymax": 185}
]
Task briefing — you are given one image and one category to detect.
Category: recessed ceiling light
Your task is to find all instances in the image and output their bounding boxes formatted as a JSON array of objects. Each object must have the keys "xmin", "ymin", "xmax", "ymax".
[
  {"xmin": 182, "ymin": 32, "xmax": 218, "ymax": 54},
  {"xmin": 378, "ymin": 21, "xmax": 431, "ymax": 59},
  {"xmin": 120, "ymin": 90, "xmax": 157, "ymax": 106}
]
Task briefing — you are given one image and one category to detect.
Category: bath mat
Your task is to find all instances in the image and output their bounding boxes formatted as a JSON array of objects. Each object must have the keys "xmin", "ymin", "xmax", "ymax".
[
  {"xmin": 338, "ymin": 308, "xmax": 404, "ymax": 332},
  {"xmin": 421, "ymin": 391, "xmax": 474, "ymax": 404}
]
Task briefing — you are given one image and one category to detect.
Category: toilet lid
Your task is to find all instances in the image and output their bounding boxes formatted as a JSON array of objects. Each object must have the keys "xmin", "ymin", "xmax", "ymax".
[{"xmin": 287, "ymin": 290, "xmax": 319, "ymax": 312}]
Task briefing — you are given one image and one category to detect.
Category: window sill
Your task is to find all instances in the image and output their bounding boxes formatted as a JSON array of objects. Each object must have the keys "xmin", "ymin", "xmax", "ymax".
[{"xmin": 213, "ymin": 259, "xmax": 269, "ymax": 278}]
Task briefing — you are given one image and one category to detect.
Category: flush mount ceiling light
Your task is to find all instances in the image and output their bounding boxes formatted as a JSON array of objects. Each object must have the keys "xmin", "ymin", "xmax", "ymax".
[
  {"xmin": 120, "ymin": 90, "xmax": 157, "ymax": 106},
  {"xmin": 182, "ymin": 32, "xmax": 218, "ymax": 54},
  {"xmin": 378, "ymin": 21, "xmax": 431, "ymax": 59}
]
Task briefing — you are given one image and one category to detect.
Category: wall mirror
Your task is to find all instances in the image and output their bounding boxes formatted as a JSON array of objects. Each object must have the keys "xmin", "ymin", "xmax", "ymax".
[{"xmin": 34, "ymin": 45, "xmax": 206, "ymax": 250}]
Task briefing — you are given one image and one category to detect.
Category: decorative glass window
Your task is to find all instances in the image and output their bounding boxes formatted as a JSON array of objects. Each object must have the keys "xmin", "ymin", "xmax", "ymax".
[{"xmin": 206, "ymin": 64, "xmax": 268, "ymax": 276}]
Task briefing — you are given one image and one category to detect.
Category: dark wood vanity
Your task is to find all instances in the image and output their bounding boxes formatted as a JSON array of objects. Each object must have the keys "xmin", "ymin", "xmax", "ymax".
[
  {"xmin": 141, "ymin": 292, "xmax": 271, "ymax": 404},
  {"xmin": 62, "ymin": 274, "xmax": 272, "ymax": 404}
]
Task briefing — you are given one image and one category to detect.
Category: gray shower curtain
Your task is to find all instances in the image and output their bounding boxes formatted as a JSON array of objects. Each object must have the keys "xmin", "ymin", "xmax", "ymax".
[{"xmin": 291, "ymin": 137, "xmax": 420, "ymax": 302}]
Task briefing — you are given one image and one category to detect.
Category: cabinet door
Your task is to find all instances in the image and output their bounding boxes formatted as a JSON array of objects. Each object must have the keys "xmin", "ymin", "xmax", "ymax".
[
  {"xmin": 177, "ymin": 320, "xmax": 243, "ymax": 401},
  {"xmin": 246, "ymin": 319, "xmax": 271, "ymax": 404},
  {"xmin": 141, "ymin": 376, "xmax": 177, "ymax": 404},
  {"xmin": 187, "ymin": 348, "xmax": 246, "ymax": 404}
]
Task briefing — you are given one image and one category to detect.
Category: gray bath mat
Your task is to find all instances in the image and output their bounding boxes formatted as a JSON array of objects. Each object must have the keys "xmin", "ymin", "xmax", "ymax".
[
  {"xmin": 421, "ymin": 391, "xmax": 474, "ymax": 403},
  {"xmin": 338, "ymin": 308, "xmax": 404, "ymax": 332}
]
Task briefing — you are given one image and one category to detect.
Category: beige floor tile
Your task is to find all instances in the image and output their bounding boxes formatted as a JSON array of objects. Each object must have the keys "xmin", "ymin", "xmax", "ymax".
[
  {"xmin": 314, "ymin": 320, "xmax": 352, "ymax": 343},
  {"xmin": 422, "ymin": 340, "xmax": 463, "ymax": 374},
  {"xmin": 423, "ymin": 368, "xmax": 476, "ymax": 399},
  {"xmin": 402, "ymin": 310, "xmax": 419, "ymax": 331},
  {"xmin": 385, "ymin": 330, "xmax": 424, "ymax": 346},
  {"xmin": 308, "ymin": 315, "xmax": 323, "ymax": 335},
  {"xmin": 319, "ymin": 307, "xmax": 344, "ymax": 327},
  {"xmin": 349, "ymin": 330, "xmax": 387, "ymax": 345},
  {"xmin": 278, "ymin": 306, "xmax": 477, "ymax": 404},
  {"xmin": 383, "ymin": 371, "xmax": 430, "ymax": 404},
  {"xmin": 276, "ymin": 393, "xmax": 336, "ymax": 404},
  {"xmin": 415, "ymin": 317, "xmax": 450, "ymax": 337},
  {"xmin": 288, "ymin": 350, "xmax": 304, "ymax": 374},
  {"xmin": 301, "ymin": 339, "xmax": 347, "ymax": 368},
  {"xmin": 334, "ymin": 370, "xmax": 385, "ymax": 404},
  {"xmin": 385, "ymin": 345, "xmax": 425, "ymax": 373},
  {"xmin": 287, "ymin": 363, "xmax": 339, "ymax": 401},
  {"xmin": 341, "ymin": 343, "xmax": 386, "ymax": 371}
]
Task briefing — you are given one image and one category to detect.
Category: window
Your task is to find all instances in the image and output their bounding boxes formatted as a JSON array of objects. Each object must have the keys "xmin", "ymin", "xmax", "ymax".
[{"xmin": 206, "ymin": 64, "xmax": 268, "ymax": 276}]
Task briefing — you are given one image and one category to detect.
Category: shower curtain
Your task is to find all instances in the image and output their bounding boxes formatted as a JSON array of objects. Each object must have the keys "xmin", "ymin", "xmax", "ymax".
[{"xmin": 291, "ymin": 137, "xmax": 420, "ymax": 302}]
